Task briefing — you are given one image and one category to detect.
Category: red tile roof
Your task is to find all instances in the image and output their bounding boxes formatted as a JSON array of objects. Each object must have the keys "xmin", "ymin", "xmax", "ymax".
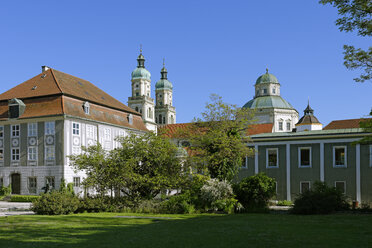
[
  {"xmin": 323, "ymin": 118, "xmax": 371, "ymax": 130},
  {"xmin": 159, "ymin": 122, "xmax": 273, "ymax": 138},
  {"xmin": 0, "ymin": 68, "xmax": 147, "ymax": 131}
]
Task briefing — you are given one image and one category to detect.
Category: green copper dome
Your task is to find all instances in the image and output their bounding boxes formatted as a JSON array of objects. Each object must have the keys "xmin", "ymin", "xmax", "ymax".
[
  {"xmin": 131, "ymin": 68, "xmax": 151, "ymax": 80},
  {"xmin": 243, "ymin": 95, "xmax": 295, "ymax": 110},
  {"xmin": 155, "ymin": 79, "xmax": 173, "ymax": 90},
  {"xmin": 255, "ymin": 70, "xmax": 279, "ymax": 85}
]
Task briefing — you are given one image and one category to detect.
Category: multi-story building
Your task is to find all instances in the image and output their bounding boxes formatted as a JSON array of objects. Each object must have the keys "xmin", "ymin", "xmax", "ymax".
[{"xmin": 0, "ymin": 66, "xmax": 147, "ymax": 195}]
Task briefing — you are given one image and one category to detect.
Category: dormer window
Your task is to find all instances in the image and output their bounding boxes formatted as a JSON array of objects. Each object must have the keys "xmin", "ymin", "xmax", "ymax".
[
  {"xmin": 83, "ymin": 102, "xmax": 90, "ymax": 115},
  {"xmin": 8, "ymin": 98, "xmax": 26, "ymax": 119}
]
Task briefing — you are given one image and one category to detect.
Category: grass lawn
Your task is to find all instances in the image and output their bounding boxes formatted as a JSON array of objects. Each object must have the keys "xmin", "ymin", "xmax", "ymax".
[{"xmin": 1, "ymin": 212, "xmax": 372, "ymax": 248}]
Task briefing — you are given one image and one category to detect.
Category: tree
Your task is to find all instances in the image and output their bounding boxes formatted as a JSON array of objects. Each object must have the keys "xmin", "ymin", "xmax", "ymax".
[
  {"xmin": 70, "ymin": 132, "xmax": 185, "ymax": 202},
  {"xmin": 180, "ymin": 94, "xmax": 255, "ymax": 181},
  {"xmin": 319, "ymin": 0, "xmax": 372, "ymax": 82},
  {"xmin": 113, "ymin": 132, "xmax": 185, "ymax": 201},
  {"xmin": 357, "ymin": 108, "xmax": 372, "ymax": 143}
]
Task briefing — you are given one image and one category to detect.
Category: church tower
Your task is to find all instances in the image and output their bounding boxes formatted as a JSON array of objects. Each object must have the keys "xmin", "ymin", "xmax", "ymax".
[
  {"xmin": 295, "ymin": 101, "xmax": 322, "ymax": 132},
  {"xmin": 128, "ymin": 48, "xmax": 157, "ymax": 131},
  {"xmin": 155, "ymin": 61, "xmax": 176, "ymax": 125}
]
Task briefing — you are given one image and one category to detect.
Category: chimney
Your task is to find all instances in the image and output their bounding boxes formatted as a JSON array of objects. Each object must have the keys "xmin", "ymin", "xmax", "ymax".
[{"xmin": 42, "ymin": 65, "xmax": 50, "ymax": 72}]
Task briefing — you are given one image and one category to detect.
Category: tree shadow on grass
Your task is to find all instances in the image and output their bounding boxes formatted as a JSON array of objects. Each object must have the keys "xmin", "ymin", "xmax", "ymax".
[{"xmin": 1, "ymin": 213, "xmax": 372, "ymax": 248}]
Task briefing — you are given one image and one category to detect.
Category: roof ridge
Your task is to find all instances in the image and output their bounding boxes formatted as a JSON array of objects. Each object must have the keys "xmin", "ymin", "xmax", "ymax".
[{"xmin": 50, "ymin": 69, "xmax": 65, "ymax": 113}]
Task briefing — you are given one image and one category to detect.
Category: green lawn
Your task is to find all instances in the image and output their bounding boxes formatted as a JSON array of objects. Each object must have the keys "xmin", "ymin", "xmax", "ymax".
[{"xmin": 1, "ymin": 212, "xmax": 371, "ymax": 247}]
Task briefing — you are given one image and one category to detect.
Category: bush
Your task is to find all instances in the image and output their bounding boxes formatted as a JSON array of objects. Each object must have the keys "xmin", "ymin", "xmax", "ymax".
[
  {"xmin": 277, "ymin": 200, "xmax": 293, "ymax": 206},
  {"xmin": 10, "ymin": 195, "xmax": 40, "ymax": 202},
  {"xmin": 234, "ymin": 173, "xmax": 276, "ymax": 211},
  {"xmin": 0, "ymin": 185, "xmax": 11, "ymax": 196},
  {"xmin": 211, "ymin": 198, "xmax": 238, "ymax": 214},
  {"xmin": 200, "ymin": 179, "xmax": 234, "ymax": 206},
  {"xmin": 31, "ymin": 191, "xmax": 80, "ymax": 215},
  {"xmin": 160, "ymin": 193, "xmax": 195, "ymax": 214},
  {"xmin": 291, "ymin": 181, "xmax": 350, "ymax": 215}
]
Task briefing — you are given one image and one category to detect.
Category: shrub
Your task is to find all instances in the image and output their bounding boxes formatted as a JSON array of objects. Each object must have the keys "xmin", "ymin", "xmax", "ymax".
[
  {"xmin": 234, "ymin": 173, "xmax": 276, "ymax": 211},
  {"xmin": 277, "ymin": 200, "xmax": 293, "ymax": 206},
  {"xmin": 160, "ymin": 193, "xmax": 195, "ymax": 214},
  {"xmin": 291, "ymin": 181, "xmax": 350, "ymax": 215},
  {"xmin": 211, "ymin": 198, "xmax": 238, "ymax": 214},
  {"xmin": 31, "ymin": 191, "xmax": 80, "ymax": 215},
  {"xmin": 0, "ymin": 185, "xmax": 11, "ymax": 196},
  {"xmin": 10, "ymin": 195, "xmax": 40, "ymax": 202},
  {"xmin": 200, "ymin": 179, "xmax": 234, "ymax": 207}
]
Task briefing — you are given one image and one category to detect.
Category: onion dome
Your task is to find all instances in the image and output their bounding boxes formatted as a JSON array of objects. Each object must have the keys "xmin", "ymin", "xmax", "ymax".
[
  {"xmin": 155, "ymin": 62, "xmax": 173, "ymax": 90},
  {"xmin": 255, "ymin": 68, "xmax": 280, "ymax": 85},
  {"xmin": 131, "ymin": 49, "xmax": 151, "ymax": 80}
]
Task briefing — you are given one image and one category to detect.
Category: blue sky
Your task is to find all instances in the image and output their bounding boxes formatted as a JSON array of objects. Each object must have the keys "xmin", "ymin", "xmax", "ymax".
[{"xmin": 0, "ymin": 0, "xmax": 371, "ymax": 125}]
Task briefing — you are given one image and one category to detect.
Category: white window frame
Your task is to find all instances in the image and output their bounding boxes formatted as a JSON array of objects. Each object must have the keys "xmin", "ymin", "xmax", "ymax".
[
  {"xmin": 11, "ymin": 148, "xmax": 20, "ymax": 161},
  {"xmin": 333, "ymin": 146, "xmax": 347, "ymax": 168},
  {"xmin": 11, "ymin": 124, "xmax": 20, "ymax": 137},
  {"xmin": 298, "ymin": 147, "xmax": 312, "ymax": 168},
  {"xmin": 241, "ymin": 156, "xmax": 248, "ymax": 169},
  {"xmin": 266, "ymin": 148, "xmax": 279, "ymax": 168},
  {"xmin": 335, "ymin": 181, "xmax": 346, "ymax": 194},
  {"xmin": 28, "ymin": 123, "xmax": 38, "ymax": 137},
  {"xmin": 300, "ymin": 181, "xmax": 311, "ymax": 193},
  {"xmin": 104, "ymin": 128, "xmax": 111, "ymax": 141},
  {"xmin": 86, "ymin": 125, "xmax": 94, "ymax": 139},
  {"xmin": 278, "ymin": 121, "xmax": 283, "ymax": 131},
  {"xmin": 45, "ymin": 121, "xmax": 55, "ymax": 135},
  {"xmin": 45, "ymin": 176, "xmax": 55, "ymax": 189},
  {"xmin": 286, "ymin": 122, "xmax": 291, "ymax": 131},
  {"xmin": 28, "ymin": 177, "xmax": 37, "ymax": 192},
  {"xmin": 369, "ymin": 145, "xmax": 372, "ymax": 167},
  {"xmin": 73, "ymin": 177, "xmax": 81, "ymax": 187},
  {"xmin": 72, "ymin": 122, "xmax": 80, "ymax": 136},
  {"xmin": 84, "ymin": 102, "xmax": 90, "ymax": 115},
  {"xmin": 0, "ymin": 148, "xmax": 3, "ymax": 161},
  {"xmin": 0, "ymin": 126, "xmax": 3, "ymax": 138},
  {"xmin": 28, "ymin": 147, "xmax": 37, "ymax": 161},
  {"xmin": 45, "ymin": 146, "xmax": 55, "ymax": 160}
]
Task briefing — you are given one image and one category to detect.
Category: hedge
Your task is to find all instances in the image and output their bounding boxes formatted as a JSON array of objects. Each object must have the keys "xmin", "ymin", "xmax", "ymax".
[{"xmin": 10, "ymin": 195, "xmax": 41, "ymax": 202}]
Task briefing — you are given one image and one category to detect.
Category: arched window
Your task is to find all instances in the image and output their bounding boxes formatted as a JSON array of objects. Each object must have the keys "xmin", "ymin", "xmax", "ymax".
[
  {"xmin": 159, "ymin": 114, "xmax": 162, "ymax": 124},
  {"xmin": 135, "ymin": 107, "xmax": 139, "ymax": 112},
  {"xmin": 163, "ymin": 116, "xmax": 165, "ymax": 124},
  {"xmin": 170, "ymin": 115, "xmax": 174, "ymax": 124}
]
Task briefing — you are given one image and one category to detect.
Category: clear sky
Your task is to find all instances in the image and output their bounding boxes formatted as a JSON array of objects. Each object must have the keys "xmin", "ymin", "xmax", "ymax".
[{"xmin": 0, "ymin": 0, "xmax": 371, "ymax": 125}]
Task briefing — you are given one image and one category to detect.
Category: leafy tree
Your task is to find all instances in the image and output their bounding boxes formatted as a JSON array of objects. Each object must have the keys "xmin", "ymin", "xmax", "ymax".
[
  {"xmin": 357, "ymin": 108, "xmax": 372, "ymax": 143},
  {"xmin": 70, "ymin": 132, "xmax": 185, "ymax": 202},
  {"xmin": 113, "ymin": 132, "xmax": 185, "ymax": 201},
  {"xmin": 319, "ymin": 0, "xmax": 371, "ymax": 82},
  {"xmin": 69, "ymin": 143, "xmax": 116, "ymax": 197},
  {"xmin": 180, "ymin": 94, "xmax": 255, "ymax": 181}
]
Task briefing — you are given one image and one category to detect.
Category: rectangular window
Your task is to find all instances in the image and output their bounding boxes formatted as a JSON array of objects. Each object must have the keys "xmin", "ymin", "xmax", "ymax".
[
  {"xmin": 28, "ymin": 147, "xmax": 37, "ymax": 161},
  {"xmin": 300, "ymin": 181, "xmax": 310, "ymax": 193},
  {"xmin": 0, "ymin": 177, "xmax": 3, "ymax": 187},
  {"xmin": 286, "ymin": 122, "xmax": 291, "ymax": 131},
  {"xmin": 28, "ymin": 123, "xmax": 37, "ymax": 137},
  {"xmin": 333, "ymin": 146, "xmax": 347, "ymax": 167},
  {"xmin": 241, "ymin": 156, "xmax": 247, "ymax": 168},
  {"xmin": 28, "ymin": 177, "xmax": 37, "ymax": 193},
  {"xmin": 0, "ymin": 149, "xmax": 3, "ymax": 161},
  {"xmin": 86, "ymin": 125, "xmax": 94, "ymax": 139},
  {"xmin": 11, "ymin": 125, "xmax": 20, "ymax": 137},
  {"xmin": 73, "ymin": 177, "xmax": 81, "ymax": 187},
  {"xmin": 45, "ymin": 122, "xmax": 55, "ymax": 135},
  {"xmin": 104, "ymin": 128, "xmax": 111, "ymax": 140},
  {"xmin": 266, "ymin": 148, "xmax": 279, "ymax": 168},
  {"xmin": 45, "ymin": 176, "xmax": 55, "ymax": 189},
  {"xmin": 45, "ymin": 147, "xmax": 55, "ymax": 160},
  {"xmin": 72, "ymin": 122, "xmax": 80, "ymax": 135},
  {"xmin": 335, "ymin": 181, "xmax": 346, "ymax": 194},
  {"xmin": 299, "ymin": 147, "xmax": 311, "ymax": 167},
  {"xmin": 278, "ymin": 122, "xmax": 283, "ymax": 131},
  {"xmin": 0, "ymin": 126, "xmax": 3, "ymax": 138},
  {"xmin": 11, "ymin": 148, "xmax": 20, "ymax": 161}
]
